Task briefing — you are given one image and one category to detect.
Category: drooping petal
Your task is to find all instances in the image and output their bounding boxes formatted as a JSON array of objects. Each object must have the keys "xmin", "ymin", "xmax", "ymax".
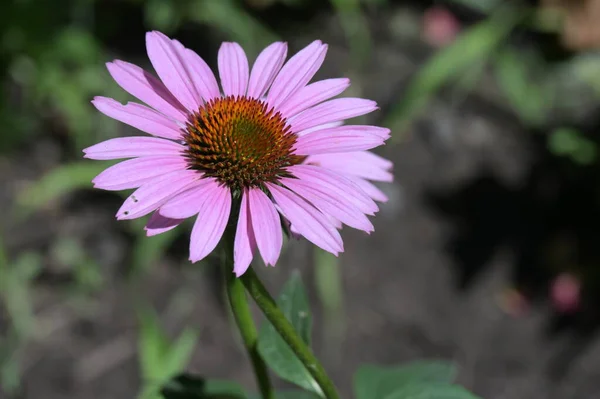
[
  {"xmin": 267, "ymin": 183, "xmax": 343, "ymax": 255},
  {"xmin": 281, "ymin": 177, "xmax": 373, "ymax": 232},
  {"xmin": 92, "ymin": 156, "xmax": 187, "ymax": 191},
  {"xmin": 218, "ymin": 42, "xmax": 249, "ymax": 97},
  {"xmin": 293, "ymin": 125, "xmax": 389, "ymax": 155},
  {"xmin": 92, "ymin": 97, "xmax": 183, "ymax": 140},
  {"xmin": 248, "ymin": 188, "xmax": 282, "ymax": 266},
  {"xmin": 279, "ymin": 78, "xmax": 350, "ymax": 118},
  {"xmin": 145, "ymin": 212, "xmax": 184, "ymax": 236},
  {"xmin": 234, "ymin": 191, "xmax": 254, "ymax": 276},
  {"xmin": 184, "ymin": 48, "xmax": 221, "ymax": 102},
  {"xmin": 289, "ymin": 98, "xmax": 378, "ymax": 133},
  {"xmin": 288, "ymin": 164, "xmax": 378, "ymax": 215},
  {"xmin": 83, "ymin": 137, "xmax": 184, "ymax": 160},
  {"xmin": 351, "ymin": 177, "xmax": 389, "ymax": 203},
  {"xmin": 247, "ymin": 42, "xmax": 288, "ymax": 99},
  {"xmin": 106, "ymin": 60, "xmax": 187, "ymax": 121},
  {"xmin": 189, "ymin": 184, "xmax": 232, "ymax": 262},
  {"xmin": 159, "ymin": 178, "xmax": 219, "ymax": 219},
  {"xmin": 146, "ymin": 31, "xmax": 201, "ymax": 112},
  {"xmin": 305, "ymin": 151, "xmax": 393, "ymax": 182},
  {"xmin": 116, "ymin": 170, "xmax": 200, "ymax": 220},
  {"xmin": 267, "ymin": 40, "xmax": 327, "ymax": 109}
]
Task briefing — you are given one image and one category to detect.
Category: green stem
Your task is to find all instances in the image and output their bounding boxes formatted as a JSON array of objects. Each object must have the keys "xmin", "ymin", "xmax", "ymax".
[
  {"xmin": 240, "ymin": 267, "xmax": 340, "ymax": 399},
  {"xmin": 222, "ymin": 239, "xmax": 274, "ymax": 399}
]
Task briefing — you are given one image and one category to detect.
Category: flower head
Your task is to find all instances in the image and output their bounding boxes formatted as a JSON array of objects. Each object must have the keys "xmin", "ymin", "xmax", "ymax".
[{"xmin": 84, "ymin": 31, "xmax": 393, "ymax": 276}]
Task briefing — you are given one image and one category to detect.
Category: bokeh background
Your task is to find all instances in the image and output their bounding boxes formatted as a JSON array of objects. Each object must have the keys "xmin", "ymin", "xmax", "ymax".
[{"xmin": 3, "ymin": 0, "xmax": 600, "ymax": 398}]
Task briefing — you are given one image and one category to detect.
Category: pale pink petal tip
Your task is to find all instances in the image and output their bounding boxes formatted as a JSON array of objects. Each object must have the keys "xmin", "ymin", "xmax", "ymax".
[
  {"xmin": 234, "ymin": 192, "xmax": 254, "ymax": 276},
  {"xmin": 145, "ymin": 212, "xmax": 184, "ymax": 236},
  {"xmin": 218, "ymin": 42, "xmax": 249, "ymax": 97}
]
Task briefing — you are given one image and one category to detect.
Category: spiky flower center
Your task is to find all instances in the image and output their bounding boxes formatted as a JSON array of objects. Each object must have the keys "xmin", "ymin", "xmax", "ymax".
[{"xmin": 183, "ymin": 96, "xmax": 303, "ymax": 191}]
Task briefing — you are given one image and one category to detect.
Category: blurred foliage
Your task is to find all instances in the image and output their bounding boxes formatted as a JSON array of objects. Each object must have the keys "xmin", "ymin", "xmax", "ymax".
[{"xmin": 4, "ymin": 0, "xmax": 600, "ymax": 396}]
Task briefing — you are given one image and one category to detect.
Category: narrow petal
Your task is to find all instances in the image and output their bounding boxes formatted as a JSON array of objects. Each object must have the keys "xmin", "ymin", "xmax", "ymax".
[
  {"xmin": 92, "ymin": 156, "xmax": 187, "ymax": 191},
  {"xmin": 247, "ymin": 42, "xmax": 287, "ymax": 99},
  {"xmin": 92, "ymin": 97, "xmax": 183, "ymax": 139},
  {"xmin": 267, "ymin": 41, "xmax": 327, "ymax": 109},
  {"xmin": 106, "ymin": 60, "xmax": 187, "ymax": 121},
  {"xmin": 248, "ymin": 188, "xmax": 282, "ymax": 266},
  {"xmin": 279, "ymin": 78, "xmax": 350, "ymax": 118},
  {"xmin": 267, "ymin": 183, "xmax": 343, "ymax": 255},
  {"xmin": 145, "ymin": 212, "xmax": 184, "ymax": 236},
  {"xmin": 288, "ymin": 164, "xmax": 378, "ymax": 215},
  {"xmin": 218, "ymin": 42, "xmax": 249, "ymax": 97},
  {"xmin": 116, "ymin": 170, "xmax": 199, "ymax": 220},
  {"xmin": 293, "ymin": 125, "xmax": 389, "ymax": 155},
  {"xmin": 83, "ymin": 137, "xmax": 184, "ymax": 160},
  {"xmin": 184, "ymin": 48, "xmax": 221, "ymax": 102},
  {"xmin": 281, "ymin": 177, "xmax": 373, "ymax": 232},
  {"xmin": 289, "ymin": 98, "xmax": 378, "ymax": 133},
  {"xmin": 234, "ymin": 191, "xmax": 254, "ymax": 276},
  {"xmin": 351, "ymin": 177, "xmax": 389, "ymax": 203},
  {"xmin": 306, "ymin": 151, "xmax": 393, "ymax": 182},
  {"xmin": 159, "ymin": 178, "xmax": 218, "ymax": 219},
  {"xmin": 296, "ymin": 121, "xmax": 343, "ymax": 137},
  {"xmin": 189, "ymin": 185, "xmax": 232, "ymax": 262},
  {"xmin": 146, "ymin": 31, "xmax": 201, "ymax": 112}
]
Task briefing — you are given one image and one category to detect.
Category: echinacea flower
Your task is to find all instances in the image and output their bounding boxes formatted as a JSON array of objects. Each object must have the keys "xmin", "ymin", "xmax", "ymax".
[{"xmin": 84, "ymin": 31, "xmax": 392, "ymax": 276}]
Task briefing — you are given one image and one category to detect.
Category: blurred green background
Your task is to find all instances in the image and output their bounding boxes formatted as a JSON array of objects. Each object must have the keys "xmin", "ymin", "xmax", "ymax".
[{"xmin": 3, "ymin": 0, "xmax": 600, "ymax": 398}]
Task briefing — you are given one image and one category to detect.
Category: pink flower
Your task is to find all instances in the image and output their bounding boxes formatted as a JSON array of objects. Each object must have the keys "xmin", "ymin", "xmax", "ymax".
[
  {"xmin": 550, "ymin": 273, "xmax": 581, "ymax": 314},
  {"xmin": 422, "ymin": 6, "xmax": 461, "ymax": 48},
  {"xmin": 84, "ymin": 31, "xmax": 392, "ymax": 276}
]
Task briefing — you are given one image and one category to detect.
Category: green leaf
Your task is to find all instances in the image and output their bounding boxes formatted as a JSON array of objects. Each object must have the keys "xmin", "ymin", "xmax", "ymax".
[
  {"xmin": 493, "ymin": 47, "xmax": 549, "ymax": 127},
  {"xmin": 258, "ymin": 271, "xmax": 320, "ymax": 395},
  {"xmin": 161, "ymin": 374, "xmax": 246, "ymax": 399},
  {"xmin": 137, "ymin": 308, "xmax": 198, "ymax": 395},
  {"xmin": 14, "ymin": 161, "xmax": 113, "ymax": 218},
  {"xmin": 354, "ymin": 361, "xmax": 457, "ymax": 399},
  {"xmin": 248, "ymin": 391, "xmax": 321, "ymax": 399},
  {"xmin": 381, "ymin": 383, "xmax": 482, "ymax": 399},
  {"xmin": 386, "ymin": 5, "xmax": 524, "ymax": 136}
]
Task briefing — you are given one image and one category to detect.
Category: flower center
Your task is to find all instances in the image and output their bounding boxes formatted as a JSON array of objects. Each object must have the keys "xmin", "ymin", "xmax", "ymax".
[{"xmin": 183, "ymin": 96, "xmax": 303, "ymax": 191}]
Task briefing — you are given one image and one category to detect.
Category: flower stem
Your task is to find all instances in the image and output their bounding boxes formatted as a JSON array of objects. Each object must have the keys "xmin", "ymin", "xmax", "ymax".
[
  {"xmin": 222, "ymin": 239, "xmax": 274, "ymax": 399},
  {"xmin": 240, "ymin": 267, "xmax": 341, "ymax": 399}
]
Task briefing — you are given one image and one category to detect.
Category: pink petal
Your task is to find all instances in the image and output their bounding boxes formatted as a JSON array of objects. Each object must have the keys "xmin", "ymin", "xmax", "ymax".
[
  {"xmin": 189, "ymin": 184, "xmax": 232, "ymax": 263},
  {"xmin": 218, "ymin": 42, "xmax": 249, "ymax": 97},
  {"xmin": 293, "ymin": 125, "xmax": 389, "ymax": 155},
  {"xmin": 116, "ymin": 169, "xmax": 200, "ymax": 220},
  {"xmin": 248, "ymin": 188, "xmax": 282, "ymax": 266},
  {"xmin": 106, "ymin": 60, "xmax": 187, "ymax": 121},
  {"xmin": 92, "ymin": 97, "xmax": 183, "ymax": 140},
  {"xmin": 267, "ymin": 183, "xmax": 343, "ymax": 255},
  {"xmin": 159, "ymin": 178, "xmax": 219, "ymax": 219},
  {"xmin": 183, "ymin": 48, "xmax": 221, "ymax": 102},
  {"xmin": 83, "ymin": 137, "xmax": 184, "ymax": 160},
  {"xmin": 145, "ymin": 212, "xmax": 184, "ymax": 236},
  {"xmin": 279, "ymin": 78, "xmax": 350, "ymax": 119},
  {"xmin": 146, "ymin": 31, "xmax": 201, "ymax": 112},
  {"xmin": 288, "ymin": 164, "xmax": 378, "ymax": 215},
  {"xmin": 306, "ymin": 151, "xmax": 393, "ymax": 182},
  {"xmin": 296, "ymin": 121, "xmax": 344, "ymax": 137},
  {"xmin": 281, "ymin": 177, "xmax": 373, "ymax": 232},
  {"xmin": 351, "ymin": 177, "xmax": 389, "ymax": 202},
  {"xmin": 92, "ymin": 156, "xmax": 187, "ymax": 191},
  {"xmin": 234, "ymin": 191, "xmax": 255, "ymax": 276},
  {"xmin": 267, "ymin": 40, "xmax": 327, "ymax": 109},
  {"xmin": 247, "ymin": 42, "xmax": 288, "ymax": 99},
  {"xmin": 290, "ymin": 98, "xmax": 378, "ymax": 133}
]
